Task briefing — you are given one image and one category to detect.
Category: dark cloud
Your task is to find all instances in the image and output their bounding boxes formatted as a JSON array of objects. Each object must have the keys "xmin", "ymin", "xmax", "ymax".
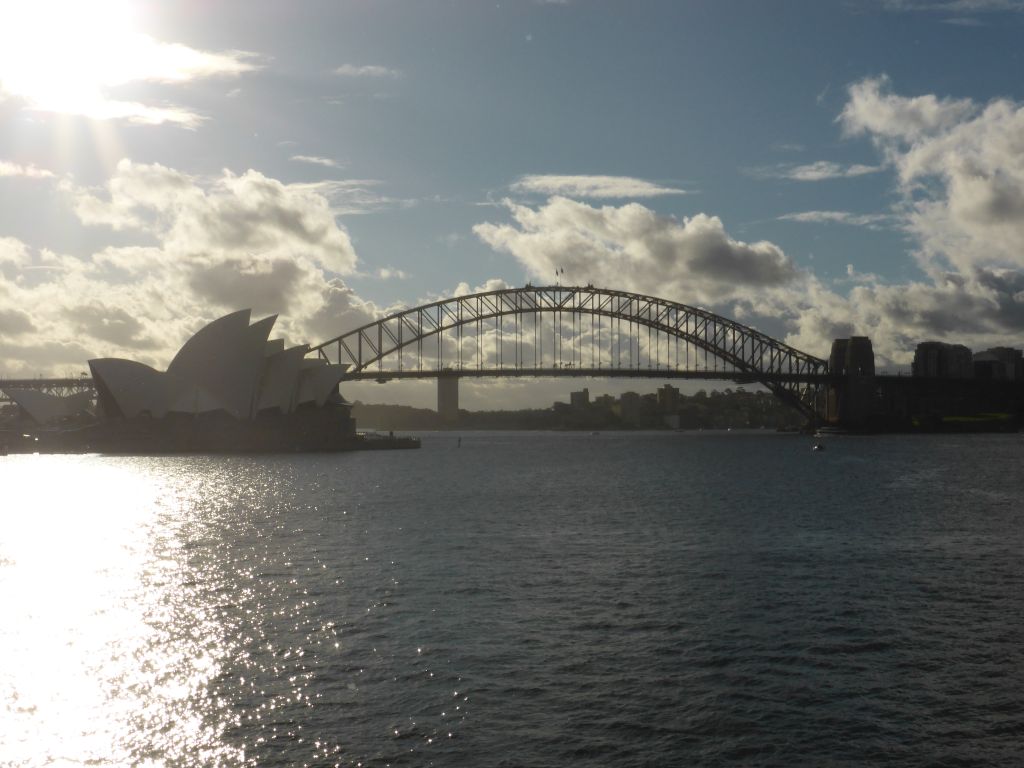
[
  {"xmin": 0, "ymin": 339, "xmax": 96, "ymax": 375},
  {"xmin": 0, "ymin": 308, "xmax": 34, "ymax": 336},
  {"xmin": 952, "ymin": 170, "xmax": 1024, "ymax": 225},
  {"xmin": 685, "ymin": 230, "xmax": 796, "ymax": 287},
  {"xmin": 303, "ymin": 279, "xmax": 379, "ymax": 343},
  {"xmin": 68, "ymin": 303, "xmax": 158, "ymax": 349},
  {"xmin": 188, "ymin": 257, "xmax": 304, "ymax": 315}
]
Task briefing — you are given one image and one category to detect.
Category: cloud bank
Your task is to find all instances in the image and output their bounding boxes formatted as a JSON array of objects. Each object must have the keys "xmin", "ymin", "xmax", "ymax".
[
  {"xmin": 474, "ymin": 197, "xmax": 800, "ymax": 308},
  {"xmin": 842, "ymin": 75, "xmax": 1024, "ymax": 275},
  {"xmin": 0, "ymin": 160, "xmax": 378, "ymax": 376}
]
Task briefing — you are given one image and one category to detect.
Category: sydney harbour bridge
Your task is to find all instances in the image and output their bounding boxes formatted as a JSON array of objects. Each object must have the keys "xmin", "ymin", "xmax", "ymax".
[
  {"xmin": 2, "ymin": 286, "xmax": 835, "ymax": 420},
  {"xmin": 310, "ymin": 285, "xmax": 830, "ymax": 419}
]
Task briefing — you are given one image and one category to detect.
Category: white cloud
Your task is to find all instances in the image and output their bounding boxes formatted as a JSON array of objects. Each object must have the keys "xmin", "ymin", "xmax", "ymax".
[
  {"xmin": 0, "ymin": 160, "xmax": 54, "ymax": 179},
  {"xmin": 0, "ymin": 1, "xmax": 259, "ymax": 126},
  {"xmin": 452, "ymin": 278, "xmax": 512, "ymax": 298},
  {"xmin": 291, "ymin": 155, "xmax": 345, "ymax": 169},
  {"xmin": 474, "ymin": 197, "xmax": 800, "ymax": 308},
  {"xmin": 840, "ymin": 77, "xmax": 1024, "ymax": 276},
  {"xmin": 72, "ymin": 159, "xmax": 357, "ymax": 275},
  {"xmin": 376, "ymin": 268, "xmax": 409, "ymax": 280},
  {"xmin": 333, "ymin": 64, "xmax": 403, "ymax": 78},
  {"xmin": 778, "ymin": 210, "xmax": 894, "ymax": 228},
  {"xmin": 511, "ymin": 174, "xmax": 688, "ymax": 198},
  {"xmin": 0, "ymin": 237, "xmax": 32, "ymax": 279},
  {"xmin": 750, "ymin": 160, "xmax": 883, "ymax": 181},
  {"xmin": 839, "ymin": 75, "xmax": 976, "ymax": 142}
]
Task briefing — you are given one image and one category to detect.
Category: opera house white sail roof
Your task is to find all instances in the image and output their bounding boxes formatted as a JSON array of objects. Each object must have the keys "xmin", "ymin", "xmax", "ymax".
[{"xmin": 89, "ymin": 310, "xmax": 349, "ymax": 421}]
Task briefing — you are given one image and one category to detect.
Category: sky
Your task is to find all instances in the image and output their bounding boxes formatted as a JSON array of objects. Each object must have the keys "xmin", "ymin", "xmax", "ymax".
[{"xmin": 3, "ymin": 0, "xmax": 1024, "ymax": 408}]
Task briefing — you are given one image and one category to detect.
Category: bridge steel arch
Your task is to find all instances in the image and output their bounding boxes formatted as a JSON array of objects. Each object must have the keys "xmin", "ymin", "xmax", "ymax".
[{"xmin": 310, "ymin": 286, "xmax": 830, "ymax": 419}]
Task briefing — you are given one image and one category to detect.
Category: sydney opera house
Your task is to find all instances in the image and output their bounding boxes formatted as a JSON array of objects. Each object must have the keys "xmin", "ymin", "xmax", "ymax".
[{"xmin": 4, "ymin": 310, "xmax": 365, "ymax": 452}]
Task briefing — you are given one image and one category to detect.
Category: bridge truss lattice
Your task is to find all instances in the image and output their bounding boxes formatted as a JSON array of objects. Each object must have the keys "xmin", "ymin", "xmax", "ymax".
[
  {"xmin": 0, "ymin": 377, "xmax": 96, "ymax": 404},
  {"xmin": 311, "ymin": 286, "xmax": 829, "ymax": 419}
]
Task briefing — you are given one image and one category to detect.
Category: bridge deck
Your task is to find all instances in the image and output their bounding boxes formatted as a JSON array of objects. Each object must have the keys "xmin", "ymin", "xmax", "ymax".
[{"xmin": 344, "ymin": 368, "xmax": 834, "ymax": 384}]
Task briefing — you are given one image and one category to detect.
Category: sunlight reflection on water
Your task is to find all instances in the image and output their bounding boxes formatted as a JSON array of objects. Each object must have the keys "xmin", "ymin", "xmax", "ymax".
[{"xmin": 0, "ymin": 455, "xmax": 240, "ymax": 767}]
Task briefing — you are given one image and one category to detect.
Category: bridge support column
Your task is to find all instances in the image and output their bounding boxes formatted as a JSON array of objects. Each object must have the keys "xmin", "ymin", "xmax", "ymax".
[
  {"xmin": 438, "ymin": 374, "xmax": 459, "ymax": 425},
  {"xmin": 826, "ymin": 336, "xmax": 877, "ymax": 430}
]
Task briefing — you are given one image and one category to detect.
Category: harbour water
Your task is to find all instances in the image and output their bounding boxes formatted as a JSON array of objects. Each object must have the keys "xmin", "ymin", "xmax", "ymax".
[{"xmin": 2, "ymin": 431, "xmax": 1022, "ymax": 766}]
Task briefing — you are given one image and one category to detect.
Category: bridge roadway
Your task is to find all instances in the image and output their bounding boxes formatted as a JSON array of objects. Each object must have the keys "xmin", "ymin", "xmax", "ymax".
[
  {"xmin": 346, "ymin": 368, "xmax": 833, "ymax": 384},
  {"xmin": 1, "ymin": 369, "xmax": 833, "ymax": 402}
]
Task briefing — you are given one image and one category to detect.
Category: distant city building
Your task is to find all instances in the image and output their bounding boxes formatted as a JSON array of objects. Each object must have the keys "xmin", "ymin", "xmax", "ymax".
[
  {"xmin": 912, "ymin": 341, "xmax": 974, "ymax": 378},
  {"xmin": 657, "ymin": 384, "xmax": 680, "ymax": 412},
  {"xmin": 437, "ymin": 374, "xmax": 459, "ymax": 423},
  {"xmin": 972, "ymin": 347, "xmax": 1023, "ymax": 381},
  {"xmin": 619, "ymin": 391, "xmax": 643, "ymax": 426},
  {"xmin": 570, "ymin": 387, "xmax": 590, "ymax": 408}
]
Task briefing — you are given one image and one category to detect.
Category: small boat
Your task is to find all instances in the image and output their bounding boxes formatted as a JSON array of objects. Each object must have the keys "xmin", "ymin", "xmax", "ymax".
[{"xmin": 812, "ymin": 443, "xmax": 825, "ymax": 452}]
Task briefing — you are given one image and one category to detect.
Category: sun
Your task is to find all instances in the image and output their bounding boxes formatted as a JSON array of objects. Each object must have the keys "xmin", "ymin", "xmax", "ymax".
[
  {"xmin": 0, "ymin": 0, "xmax": 145, "ymax": 119},
  {"xmin": 0, "ymin": 0, "xmax": 253, "ymax": 127}
]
